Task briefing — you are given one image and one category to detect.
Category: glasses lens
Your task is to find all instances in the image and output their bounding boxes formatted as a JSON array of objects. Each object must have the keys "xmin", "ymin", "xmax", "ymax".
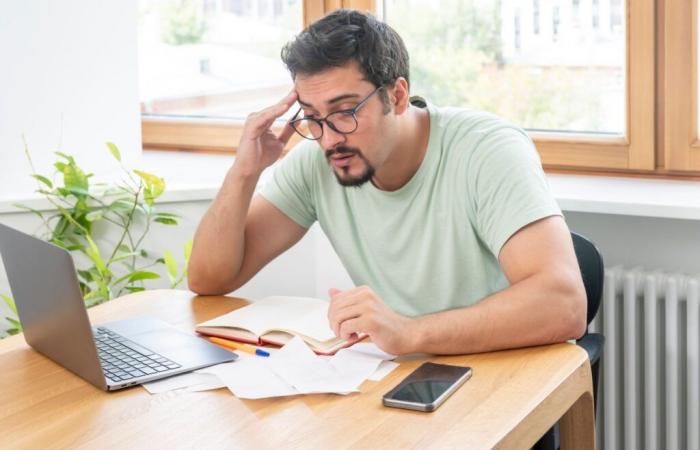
[
  {"xmin": 293, "ymin": 119, "xmax": 323, "ymax": 140},
  {"xmin": 327, "ymin": 112, "xmax": 358, "ymax": 134}
]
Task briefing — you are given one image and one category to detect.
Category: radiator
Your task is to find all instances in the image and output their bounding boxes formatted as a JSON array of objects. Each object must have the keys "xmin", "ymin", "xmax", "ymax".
[{"xmin": 591, "ymin": 267, "xmax": 700, "ymax": 450}]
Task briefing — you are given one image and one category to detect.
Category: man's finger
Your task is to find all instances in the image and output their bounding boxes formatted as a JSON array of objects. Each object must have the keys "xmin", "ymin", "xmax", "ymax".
[
  {"xmin": 330, "ymin": 304, "xmax": 363, "ymax": 336},
  {"xmin": 338, "ymin": 318, "xmax": 362, "ymax": 340},
  {"xmin": 246, "ymin": 92, "xmax": 298, "ymax": 136},
  {"xmin": 277, "ymin": 122, "xmax": 296, "ymax": 146}
]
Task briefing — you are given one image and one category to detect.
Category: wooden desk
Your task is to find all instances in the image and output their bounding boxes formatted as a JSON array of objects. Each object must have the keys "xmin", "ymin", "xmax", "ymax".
[{"xmin": 0, "ymin": 290, "xmax": 595, "ymax": 450}]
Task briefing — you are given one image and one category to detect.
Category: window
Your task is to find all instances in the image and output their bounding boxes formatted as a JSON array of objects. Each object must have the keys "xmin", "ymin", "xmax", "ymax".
[
  {"xmin": 139, "ymin": 0, "xmax": 301, "ymax": 120},
  {"xmin": 139, "ymin": 0, "xmax": 304, "ymax": 152},
  {"xmin": 533, "ymin": 0, "xmax": 540, "ymax": 35},
  {"xmin": 610, "ymin": 0, "xmax": 622, "ymax": 32},
  {"xmin": 382, "ymin": 0, "xmax": 653, "ymax": 172},
  {"xmin": 385, "ymin": 0, "xmax": 625, "ymax": 135}
]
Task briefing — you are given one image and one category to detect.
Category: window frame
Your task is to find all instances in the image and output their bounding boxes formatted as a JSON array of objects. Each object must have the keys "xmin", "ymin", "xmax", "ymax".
[{"xmin": 661, "ymin": 0, "xmax": 700, "ymax": 172}]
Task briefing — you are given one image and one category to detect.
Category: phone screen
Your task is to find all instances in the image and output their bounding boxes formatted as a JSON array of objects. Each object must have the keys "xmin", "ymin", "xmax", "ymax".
[
  {"xmin": 383, "ymin": 362, "xmax": 472, "ymax": 411},
  {"xmin": 391, "ymin": 379, "xmax": 457, "ymax": 404}
]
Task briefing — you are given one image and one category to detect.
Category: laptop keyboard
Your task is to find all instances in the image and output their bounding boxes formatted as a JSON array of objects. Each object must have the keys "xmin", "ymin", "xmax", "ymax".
[{"xmin": 93, "ymin": 327, "xmax": 181, "ymax": 383}]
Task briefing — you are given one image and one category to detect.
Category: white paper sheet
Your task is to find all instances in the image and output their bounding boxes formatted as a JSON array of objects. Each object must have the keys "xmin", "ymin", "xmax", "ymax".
[
  {"xmin": 338, "ymin": 342, "xmax": 397, "ymax": 361},
  {"xmin": 368, "ymin": 360, "xmax": 400, "ymax": 381},
  {"xmin": 198, "ymin": 358, "xmax": 299, "ymax": 399},
  {"xmin": 142, "ymin": 339, "xmax": 400, "ymax": 398}
]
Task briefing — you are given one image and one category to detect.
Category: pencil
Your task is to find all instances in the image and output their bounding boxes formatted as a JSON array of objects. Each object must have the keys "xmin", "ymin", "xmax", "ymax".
[{"xmin": 209, "ymin": 336, "xmax": 270, "ymax": 357}]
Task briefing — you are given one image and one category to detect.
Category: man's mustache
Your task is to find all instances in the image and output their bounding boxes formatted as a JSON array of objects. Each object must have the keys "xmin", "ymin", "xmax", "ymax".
[{"xmin": 325, "ymin": 146, "xmax": 362, "ymax": 159}]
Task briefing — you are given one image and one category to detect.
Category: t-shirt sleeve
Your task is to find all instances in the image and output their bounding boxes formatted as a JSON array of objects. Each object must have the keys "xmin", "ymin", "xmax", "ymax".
[
  {"xmin": 467, "ymin": 127, "xmax": 562, "ymax": 258},
  {"xmin": 258, "ymin": 141, "xmax": 318, "ymax": 229}
]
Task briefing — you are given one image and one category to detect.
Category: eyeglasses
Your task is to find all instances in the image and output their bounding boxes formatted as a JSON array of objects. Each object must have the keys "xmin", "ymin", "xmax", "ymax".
[{"xmin": 289, "ymin": 86, "xmax": 384, "ymax": 141}]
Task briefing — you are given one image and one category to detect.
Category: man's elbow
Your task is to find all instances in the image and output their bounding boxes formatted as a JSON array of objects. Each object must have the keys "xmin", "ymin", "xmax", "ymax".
[
  {"xmin": 187, "ymin": 263, "xmax": 239, "ymax": 296},
  {"xmin": 563, "ymin": 275, "xmax": 588, "ymax": 340}
]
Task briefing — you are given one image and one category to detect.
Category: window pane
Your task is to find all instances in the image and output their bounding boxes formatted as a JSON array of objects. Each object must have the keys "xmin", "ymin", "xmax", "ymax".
[
  {"xmin": 384, "ymin": 0, "xmax": 626, "ymax": 135},
  {"xmin": 138, "ymin": 0, "xmax": 301, "ymax": 120}
]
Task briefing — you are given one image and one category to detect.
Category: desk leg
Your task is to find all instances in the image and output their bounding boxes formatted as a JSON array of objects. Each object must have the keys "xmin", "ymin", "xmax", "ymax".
[{"xmin": 559, "ymin": 390, "xmax": 595, "ymax": 450}]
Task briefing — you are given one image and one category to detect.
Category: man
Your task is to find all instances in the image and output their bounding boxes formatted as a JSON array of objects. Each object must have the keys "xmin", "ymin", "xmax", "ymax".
[{"xmin": 188, "ymin": 9, "xmax": 586, "ymax": 355}]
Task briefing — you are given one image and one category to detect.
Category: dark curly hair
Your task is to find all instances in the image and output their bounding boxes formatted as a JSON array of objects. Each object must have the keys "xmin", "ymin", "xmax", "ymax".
[{"xmin": 280, "ymin": 9, "xmax": 410, "ymax": 98}]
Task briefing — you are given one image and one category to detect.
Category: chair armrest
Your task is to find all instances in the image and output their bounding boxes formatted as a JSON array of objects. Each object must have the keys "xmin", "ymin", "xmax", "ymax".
[{"xmin": 576, "ymin": 333, "xmax": 605, "ymax": 364}]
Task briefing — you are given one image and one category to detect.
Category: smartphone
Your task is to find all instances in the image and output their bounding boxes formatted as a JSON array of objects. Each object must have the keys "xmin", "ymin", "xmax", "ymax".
[{"xmin": 382, "ymin": 362, "xmax": 472, "ymax": 412}]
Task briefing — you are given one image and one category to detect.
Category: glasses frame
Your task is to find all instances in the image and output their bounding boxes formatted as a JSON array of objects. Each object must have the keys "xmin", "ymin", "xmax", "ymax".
[{"xmin": 289, "ymin": 85, "xmax": 384, "ymax": 141}]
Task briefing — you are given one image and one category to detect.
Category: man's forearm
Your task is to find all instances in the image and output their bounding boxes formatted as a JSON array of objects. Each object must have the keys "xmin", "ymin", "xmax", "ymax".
[
  {"xmin": 410, "ymin": 272, "xmax": 586, "ymax": 355},
  {"xmin": 188, "ymin": 167, "xmax": 259, "ymax": 294}
]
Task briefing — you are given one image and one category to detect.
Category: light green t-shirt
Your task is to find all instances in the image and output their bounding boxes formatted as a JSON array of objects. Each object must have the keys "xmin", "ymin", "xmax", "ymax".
[{"xmin": 260, "ymin": 103, "xmax": 561, "ymax": 317}]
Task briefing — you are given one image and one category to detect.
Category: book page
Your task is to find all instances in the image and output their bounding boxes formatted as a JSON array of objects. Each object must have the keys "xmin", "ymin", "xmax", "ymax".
[{"xmin": 196, "ymin": 296, "xmax": 336, "ymax": 342}]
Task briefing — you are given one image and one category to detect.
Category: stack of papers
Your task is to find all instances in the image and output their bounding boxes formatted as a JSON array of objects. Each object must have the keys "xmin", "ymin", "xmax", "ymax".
[{"xmin": 143, "ymin": 337, "xmax": 399, "ymax": 399}]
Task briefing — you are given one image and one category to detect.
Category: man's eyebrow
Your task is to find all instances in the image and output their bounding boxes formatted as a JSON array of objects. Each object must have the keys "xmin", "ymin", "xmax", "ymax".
[{"xmin": 297, "ymin": 93, "xmax": 362, "ymax": 108}]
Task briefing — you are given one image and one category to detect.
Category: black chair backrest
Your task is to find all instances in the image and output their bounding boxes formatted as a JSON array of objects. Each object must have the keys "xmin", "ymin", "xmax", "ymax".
[{"xmin": 571, "ymin": 231, "xmax": 604, "ymax": 326}]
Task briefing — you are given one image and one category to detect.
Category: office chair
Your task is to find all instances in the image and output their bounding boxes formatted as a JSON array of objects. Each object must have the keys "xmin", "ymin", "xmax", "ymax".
[{"xmin": 533, "ymin": 231, "xmax": 605, "ymax": 450}]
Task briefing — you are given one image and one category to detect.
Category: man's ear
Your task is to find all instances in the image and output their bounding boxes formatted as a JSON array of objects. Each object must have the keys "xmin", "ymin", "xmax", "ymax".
[{"xmin": 388, "ymin": 77, "xmax": 410, "ymax": 115}]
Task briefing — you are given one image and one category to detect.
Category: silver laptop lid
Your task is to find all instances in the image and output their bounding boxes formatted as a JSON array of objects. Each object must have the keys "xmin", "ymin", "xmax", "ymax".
[{"xmin": 0, "ymin": 223, "xmax": 107, "ymax": 390}]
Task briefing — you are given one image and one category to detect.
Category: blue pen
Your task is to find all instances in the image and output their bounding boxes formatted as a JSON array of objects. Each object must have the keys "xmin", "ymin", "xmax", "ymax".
[{"xmin": 210, "ymin": 337, "xmax": 271, "ymax": 357}]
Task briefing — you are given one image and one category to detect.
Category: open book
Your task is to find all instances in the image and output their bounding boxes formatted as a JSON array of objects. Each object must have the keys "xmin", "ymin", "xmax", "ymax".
[{"xmin": 195, "ymin": 296, "xmax": 364, "ymax": 355}]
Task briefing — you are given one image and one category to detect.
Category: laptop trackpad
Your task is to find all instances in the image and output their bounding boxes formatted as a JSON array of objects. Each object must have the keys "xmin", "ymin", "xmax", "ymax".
[
  {"xmin": 104, "ymin": 317, "xmax": 234, "ymax": 366},
  {"xmin": 133, "ymin": 330, "xmax": 223, "ymax": 365}
]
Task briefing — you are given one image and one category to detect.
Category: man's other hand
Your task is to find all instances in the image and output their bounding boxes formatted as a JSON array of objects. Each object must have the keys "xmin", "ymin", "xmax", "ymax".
[{"xmin": 327, "ymin": 286, "xmax": 415, "ymax": 355}]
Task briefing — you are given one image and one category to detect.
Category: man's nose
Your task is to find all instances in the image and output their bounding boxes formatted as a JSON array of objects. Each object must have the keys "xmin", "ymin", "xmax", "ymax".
[{"xmin": 320, "ymin": 122, "xmax": 346, "ymax": 149}]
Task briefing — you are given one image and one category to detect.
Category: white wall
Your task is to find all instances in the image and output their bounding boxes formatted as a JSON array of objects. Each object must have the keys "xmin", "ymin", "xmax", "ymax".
[{"xmin": 0, "ymin": 0, "xmax": 141, "ymax": 201}]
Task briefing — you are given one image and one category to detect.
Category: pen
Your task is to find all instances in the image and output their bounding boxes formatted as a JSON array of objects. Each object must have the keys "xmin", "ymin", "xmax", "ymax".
[{"xmin": 209, "ymin": 337, "xmax": 270, "ymax": 357}]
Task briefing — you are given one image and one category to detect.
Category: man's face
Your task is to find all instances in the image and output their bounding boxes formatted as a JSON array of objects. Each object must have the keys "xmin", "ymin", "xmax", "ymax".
[{"xmin": 294, "ymin": 64, "xmax": 392, "ymax": 187}]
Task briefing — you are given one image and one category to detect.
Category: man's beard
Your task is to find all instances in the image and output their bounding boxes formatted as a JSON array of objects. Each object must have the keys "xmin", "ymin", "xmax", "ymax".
[{"xmin": 325, "ymin": 146, "xmax": 376, "ymax": 187}]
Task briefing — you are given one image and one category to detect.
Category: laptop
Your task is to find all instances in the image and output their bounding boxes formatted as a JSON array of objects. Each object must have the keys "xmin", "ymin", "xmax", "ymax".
[{"xmin": 0, "ymin": 222, "xmax": 236, "ymax": 391}]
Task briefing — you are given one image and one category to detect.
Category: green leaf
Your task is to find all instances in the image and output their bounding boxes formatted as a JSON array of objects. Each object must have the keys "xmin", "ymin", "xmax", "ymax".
[
  {"xmin": 83, "ymin": 290, "xmax": 100, "ymax": 301},
  {"xmin": 109, "ymin": 252, "xmax": 139, "ymax": 263},
  {"xmin": 125, "ymin": 286, "xmax": 146, "ymax": 293},
  {"xmin": 55, "ymin": 151, "xmax": 74, "ymax": 162},
  {"xmin": 1, "ymin": 294, "xmax": 17, "ymax": 315},
  {"xmin": 163, "ymin": 250, "xmax": 178, "ymax": 282},
  {"xmin": 109, "ymin": 198, "xmax": 135, "ymax": 211},
  {"xmin": 133, "ymin": 170, "xmax": 165, "ymax": 205},
  {"xmin": 127, "ymin": 271, "xmax": 160, "ymax": 283},
  {"xmin": 77, "ymin": 270, "xmax": 93, "ymax": 283},
  {"xmin": 67, "ymin": 187, "xmax": 90, "ymax": 197},
  {"xmin": 12, "ymin": 203, "xmax": 46, "ymax": 222},
  {"xmin": 85, "ymin": 209, "xmax": 104, "ymax": 222},
  {"xmin": 183, "ymin": 240, "xmax": 193, "ymax": 262},
  {"xmin": 31, "ymin": 174, "xmax": 53, "ymax": 189},
  {"xmin": 155, "ymin": 212, "xmax": 179, "ymax": 218},
  {"xmin": 106, "ymin": 142, "xmax": 121, "ymax": 162},
  {"xmin": 84, "ymin": 234, "xmax": 108, "ymax": 275},
  {"xmin": 55, "ymin": 155, "xmax": 89, "ymax": 196},
  {"xmin": 117, "ymin": 244, "xmax": 131, "ymax": 253},
  {"xmin": 154, "ymin": 217, "xmax": 177, "ymax": 225}
]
